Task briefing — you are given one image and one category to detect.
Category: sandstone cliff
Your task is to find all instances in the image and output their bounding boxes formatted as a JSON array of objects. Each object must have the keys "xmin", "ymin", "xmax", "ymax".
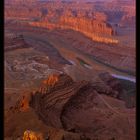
[
  {"xmin": 29, "ymin": 18, "xmax": 118, "ymax": 44},
  {"xmin": 5, "ymin": 1, "xmax": 119, "ymax": 44},
  {"xmin": 28, "ymin": 73, "xmax": 135, "ymax": 140}
]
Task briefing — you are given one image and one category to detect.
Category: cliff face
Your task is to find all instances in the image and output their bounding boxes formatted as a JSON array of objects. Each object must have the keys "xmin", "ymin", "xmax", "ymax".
[
  {"xmin": 58, "ymin": 17, "xmax": 118, "ymax": 44},
  {"xmin": 5, "ymin": 1, "xmax": 119, "ymax": 44},
  {"xmin": 29, "ymin": 18, "xmax": 118, "ymax": 44},
  {"xmin": 22, "ymin": 130, "xmax": 44, "ymax": 140},
  {"xmin": 28, "ymin": 73, "xmax": 135, "ymax": 140},
  {"xmin": 4, "ymin": 33, "xmax": 30, "ymax": 51},
  {"xmin": 59, "ymin": 17, "xmax": 115, "ymax": 35},
  {"xmin": 30, "ymin": 74, "xmax": 89, "ymax": 128}
]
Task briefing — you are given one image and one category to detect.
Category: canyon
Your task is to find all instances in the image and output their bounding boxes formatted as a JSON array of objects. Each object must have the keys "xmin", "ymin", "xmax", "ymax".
[
  {"xmin": 5, "ymin": 0, "xmax": 135, "ymax": 44},
  {"xmin": 4, "ymin": 0, "xmax": 136, "ymax": 140}
]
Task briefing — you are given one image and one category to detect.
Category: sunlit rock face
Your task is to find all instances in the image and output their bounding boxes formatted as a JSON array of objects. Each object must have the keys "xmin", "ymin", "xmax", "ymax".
[
  {"xmin": 22, "ymin": 129, "xmax": 88, "ymax": 140},
  {"xmin": 42, "ymin": 74, "xmax": 59, "ymax": 88},
  {"xmin": 5, "ymin": 0, "xmax": 119, "ymax": 44},
  {"xmin": 29, "ymin": 17, "xmax": 118, "ymax": 44},
  {"xmin": 23, "ymin": 130, "xmax": 44, "ymax": 140},
  {"xmin": 58, "ymin": 17, "xmax": 115, "ymax": 35}
]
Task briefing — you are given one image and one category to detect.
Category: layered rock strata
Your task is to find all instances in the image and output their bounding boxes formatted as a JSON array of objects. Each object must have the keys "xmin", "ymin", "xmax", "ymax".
[
  {"xmin": 29, "ymin": 17, "xmax": 118, "ymax": 44},
  {"xmin": 28, "ymin": 73, "xmax": 135, "ymax": 139}
]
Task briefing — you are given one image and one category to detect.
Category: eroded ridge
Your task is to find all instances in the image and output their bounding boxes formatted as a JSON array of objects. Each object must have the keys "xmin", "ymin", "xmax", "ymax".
[{"xmin": 29, "ymin": 73, "xmax": 135, "ymax": 140}]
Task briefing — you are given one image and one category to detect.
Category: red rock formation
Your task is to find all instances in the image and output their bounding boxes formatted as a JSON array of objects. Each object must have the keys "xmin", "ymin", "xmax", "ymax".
[
  {"xmin": 59, "ymin": 17, "xmax": 114, "ymax": 35},
  {"xmin": 5, "ymin": 0, "xmax": 119, "ymax": 44},
  {"xmin": 42, "ymin": 74, "xmax": 59, "ymax": 87},
  {"xmin": 4, "ymin": 33, "xmax": 30, "ymax": 51},
  {"xmin": 29, "ymin": 18, "xmax": 118, "ymax": 44},
  {"xmin": 23, "ymin": 130, "xmax": 44, "ymax": 140},
  {"xmin": 30, "ymin": 74, "xmax": 89, "ymax": 128},
  {"xmin": 29, "ymin": 73, "xmax": 135, "ymax": 140},
  {"xmin": 5, "ymin": 6, "xmax": 41, "ymax": 19}
]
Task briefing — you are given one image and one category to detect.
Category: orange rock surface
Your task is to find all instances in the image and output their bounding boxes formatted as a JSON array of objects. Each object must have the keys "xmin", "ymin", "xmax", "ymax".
[
  {"xmin": 23, "ymin": 130, "xmax": 44, "ymax": 140},
  {"xmin": 42, "ymin": 74, "xmax": 59, "ymax": 87}
]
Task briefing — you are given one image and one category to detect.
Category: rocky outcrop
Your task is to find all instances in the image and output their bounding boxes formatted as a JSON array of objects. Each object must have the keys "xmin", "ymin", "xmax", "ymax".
[
  {"xmin": 23, "ymin": 130, "xmax": 44, "ymax": 140},
  {"xmin": 29, "ymin": 73, "xmax": 135, "ymax": 140},
  {"xmin": 7, "ymin": 93, "xmax": 31, "ymax": 113},
  {"xmin": 4, "ymin": 73, "xmax": 135, "ymax": 140},
  {"xmin": 29, "ymin": 17, "xmax": 118, "ymax": 44},
  {"xmin": 98, "ymin": 72, "xmax": 136, "ymax": 108},
  {"xmin": 4, "ymin": 33, "xmax": 29, "ymax": 51},
  {"xmin": 5, "ymin": 0, "xmax": 119, "ymax": 44},
  {"xmin": 5, "ymin": 3, "xmax": 41, "ymax": 19},
  {"xmin": 99, "ymin": 72, "xmax": 125, "ymax": 97},
  {"xmin": 30, "ymin": 74, "xmax": 89, "ymax": 128},
  {"xmin": 59, "ymin": 17, "xmax": 114, "ymax": 35},
  {"xmin": 22, "ymin": 130, "xmax": 90, "ymax": 140}
]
